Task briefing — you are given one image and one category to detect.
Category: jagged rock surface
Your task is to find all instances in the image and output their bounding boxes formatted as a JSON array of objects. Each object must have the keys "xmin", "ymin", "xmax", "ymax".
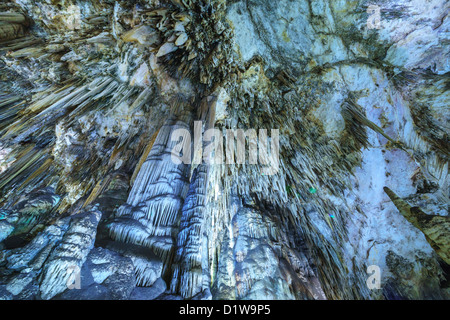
[{"xmin": 0, "ymin": 0, "xmax": 448, "ymax": 300}]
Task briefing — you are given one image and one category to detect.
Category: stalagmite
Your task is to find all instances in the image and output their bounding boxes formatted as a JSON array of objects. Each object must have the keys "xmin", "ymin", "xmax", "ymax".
[
  {"xmin": 108, "ymin": 102, "xmax": 194, "ymax": 276},
  {"xmin": 39, "ymin": 209, "xmax": 102, "ymax": 300},
  {"xmin": 170, "ymin": 165, "xmax": 208, "ymax": 298}
]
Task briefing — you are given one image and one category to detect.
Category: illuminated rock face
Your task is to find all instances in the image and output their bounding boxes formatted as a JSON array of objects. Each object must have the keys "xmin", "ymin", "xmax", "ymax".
[{"xmin": 0, "ymin": 0, "xmax": 448, "ymax": 300}]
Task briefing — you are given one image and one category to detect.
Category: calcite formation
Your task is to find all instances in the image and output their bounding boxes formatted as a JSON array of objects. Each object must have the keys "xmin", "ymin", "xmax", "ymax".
[{"xmin": 0, "ymin": 0, "xmax": 448, "ymax": 300}]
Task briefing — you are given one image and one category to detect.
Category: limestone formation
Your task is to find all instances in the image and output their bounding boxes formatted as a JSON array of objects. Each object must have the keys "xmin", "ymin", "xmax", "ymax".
[{"xmin": 0, "ymin": 0, "xmax": 448, "ymax": 300}]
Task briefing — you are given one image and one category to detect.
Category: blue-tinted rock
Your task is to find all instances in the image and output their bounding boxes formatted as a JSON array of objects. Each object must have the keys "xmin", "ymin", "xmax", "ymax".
[{"xmin": 129, "ymin": 278, "xmax": 167, "ymax": 300}]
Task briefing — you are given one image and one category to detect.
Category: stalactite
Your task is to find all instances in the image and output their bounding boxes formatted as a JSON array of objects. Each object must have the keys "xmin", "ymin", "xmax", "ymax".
[
  {"xmin": 384, "ymin": 187, "xmax": 450, "ymax": 264},
  {"xmin": 0, "ymin": 12, "xmax": 28, "ymax": 42}
]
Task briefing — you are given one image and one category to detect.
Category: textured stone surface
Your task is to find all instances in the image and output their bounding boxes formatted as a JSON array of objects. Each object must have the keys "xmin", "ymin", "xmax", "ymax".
[
  {"xmin": 129, "ymin": 278, "xmax": 167, "ymax": 300},
  {"xmin": 0, "ymin": 221, "xmax": 14, "ymax": 243},
  {"xmin": 39, "ymin": 209, "xmax": 102, "ymax": 300},
  {"xmin": 0, "ymin": 0, "xmax": 448, "ymax": 300}
]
